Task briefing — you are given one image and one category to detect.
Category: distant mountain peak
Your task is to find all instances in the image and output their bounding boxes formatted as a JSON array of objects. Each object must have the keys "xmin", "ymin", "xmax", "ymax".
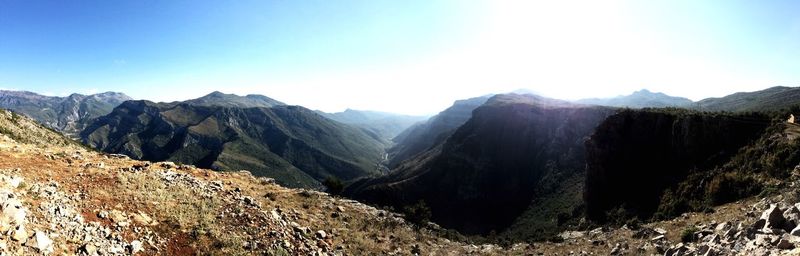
[
  {"xmin": 633, "ymin": 89, "xmax": 652, "ymax": 94},
  {"xmin": 198, "ymin": 91, "xmax": 229, "ymax": 99},
  {"xmin": 186, "ymin": 91, "xmax": 285, "ymax": 108},
  {"xmin": 576, "ymin": 89, "xmax": 693, "ymax": 108},
  {"xmin": 509, "ymin": 88, "xmax": 541, "ymax": 95}
]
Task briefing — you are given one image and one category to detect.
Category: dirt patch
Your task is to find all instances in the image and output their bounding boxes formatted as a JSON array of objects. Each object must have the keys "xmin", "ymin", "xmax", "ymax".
[{"xmin": 166, "ymin": 232, "xmax": 197, "ymax": 255}]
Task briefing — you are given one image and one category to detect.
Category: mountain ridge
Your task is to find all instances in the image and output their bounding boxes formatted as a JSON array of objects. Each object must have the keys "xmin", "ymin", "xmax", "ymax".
[
  {"xmin": 575, "ymin": 86, "xmax": 800, "ymax": 112},
  {"xmin": 576, "ymin": 89, "xmax": 695, "ymax": 108},
  {"xmin": 386, "ymin": 95, "xmax": 493, "ymax": 168},
  {"xmin": 0, "ymin": 90, "xmax": 132, "ymax": 136},
  {"xmin": 81, "ymin": 96, "xmax": 388, "ymax": 189}
]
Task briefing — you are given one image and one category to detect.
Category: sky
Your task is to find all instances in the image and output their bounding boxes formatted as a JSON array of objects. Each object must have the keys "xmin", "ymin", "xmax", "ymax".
[{"xmin": 1, "ymin": 0, "xmax": 799, "ymax": 115}]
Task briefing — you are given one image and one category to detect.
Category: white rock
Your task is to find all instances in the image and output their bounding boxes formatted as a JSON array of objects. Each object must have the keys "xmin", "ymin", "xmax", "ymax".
[
  {"xmin": 2, "ymin": 198, "xmax": 27, "ymax": 226},
  {"xmin": 270, "ymin": 210, "xmax": 282, "ymax": 221},
  {"xmin": 28, "ymin": 230, "xmax": 53, "ymax": 254},
  {"xmin": 129, "ymin": 240, "xmax": 143, "ymax": 254},
  {"xmin": 11, "ymin": 225, "xmax": 27, "ymax": 242},
  {"xmin": 559, "ymin": 231, "xmax": 585, "ymax": 239},
  {"xmin": 715, "ymin": 222, "xmax": 730, "ymax": 232},
  {"xmin": 316, "ymin": 230, "xmax": 327, "ymax": 239},
  {"xmin": 133, "ymin": 212, "xmax": 155, "ymax": 226},
  {"xmin": 8, "ymin": 177, "xmax": 23, "ymax": 188},
  {"xmin": 109, "ymin": 245, "xmax": 125, "ymax": 254},
  {"xmin": 82, "ymin": 243, "xmax": 97, "ymax": 255}
]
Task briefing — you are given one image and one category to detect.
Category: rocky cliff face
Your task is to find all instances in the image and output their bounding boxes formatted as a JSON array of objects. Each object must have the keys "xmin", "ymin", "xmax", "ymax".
[
  {"xmin": 0, "ymin": 90, "xmax": 131, "ymax": 136},
  {"xmin": 584, "ymin": 109, "xmax": 771, "ymax": 222},
  {"xmin": 81, "ymin": 100, "xmax": 387, "ymax": 189},
  {"xmin": 347, "ymin": 94, "xmax": 615, "ymax": 235}
]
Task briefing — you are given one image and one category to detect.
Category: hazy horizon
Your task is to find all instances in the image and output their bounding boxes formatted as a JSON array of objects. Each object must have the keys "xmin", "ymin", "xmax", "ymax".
[{"xmin": 2, "ymin": 0, "xmax": 799, "ymax": 115}]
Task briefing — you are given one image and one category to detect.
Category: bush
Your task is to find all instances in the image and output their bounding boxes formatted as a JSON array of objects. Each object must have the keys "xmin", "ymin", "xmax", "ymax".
[
  {"xmin": 547, "ymin": 235, "xmax": 565, "ymax": 243},
  {"xmin": 706, "ymin": 172, "xmax": 762, "ymax": 205},
  {"xmin": 625, "ymin": 218, "xmax": 641, "ymax": 230},
  {"xmin": 681, "ymin": 227, "xmax": 699, "ymax": 243},
  {"xmin": 758, "ymin": 185, "xmax": 780, "ymax": 198},
  {"xmin": 653, "ymin": 189, "xmax": 687, "ymax": 220},
  {"xmin": 402, "ymin": 200, "xmax": 432, "ymax": 226},
  {"xmin": 322, "ymin": 176, "xmax": 344, "ymax": 195},
  {"xmin": 556, "ymin": 212, "xmax": 570, "ymax": 226}
]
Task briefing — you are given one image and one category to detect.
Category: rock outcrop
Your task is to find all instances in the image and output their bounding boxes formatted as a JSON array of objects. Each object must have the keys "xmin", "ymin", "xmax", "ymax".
[{"xmin": 585, "ymin": 109, "xmax": 771, "ymax": 221}]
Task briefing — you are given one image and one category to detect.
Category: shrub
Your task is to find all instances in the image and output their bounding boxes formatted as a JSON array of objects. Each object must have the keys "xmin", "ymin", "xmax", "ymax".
[
  {"xmin": 556, "ymin": 212, "xmax": 570, "ymax": 226},
  {"xmin": 322, "ymin": 176, "xmax": 344, "ymax": 195},
  {"xmin": 681, "ymin": 227, "xmax": 699, "ymax": 243},
  {"xmin": 402, "ymin": 200, "xmax": 432, "ymax": 226},
  {"xmin": 547, "ymin": 235, "xmax": 565, "ymax": 243},
  {"xmin": 706, "ymin": 172, "xmax": 762, "ymax": 205},
  {"xmin": 604, "ymin": 205, "xmax": 630, "ymax": 225},
  {"xmin": 758, "ymin": 185, "xmax": 780, "ymax": 198},
  {"xmin": 653, "ymin": 189, "xmax": 687, "ymax": 220},
  {"xmin": 625, "ymin": 218, "xmax": 641, "ymax": 230}
]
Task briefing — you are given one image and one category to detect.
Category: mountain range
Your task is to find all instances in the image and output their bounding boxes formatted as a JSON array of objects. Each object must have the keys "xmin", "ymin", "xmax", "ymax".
[
  {"xmin": 576, "ymin": 89, "xmax": 694, "ymax": 108},
  {"xmin": 575, "ymin": 86, "xmax": 800, "ymax": 112},
  {"xmin": 80, "ymin": 92, "xmax": 388, "ymax": 188},
  {"xmin": 1, "ymin": 85, "xmax": 799, "ymax": 256},
  {"xmin": 694, "ymin": 86, "xmax": 800, "ymax": 112},
  {"xmin": 0, "ymin": 90, "xmax": 131, "ymax": 136},
  {"xmin": 1, "ymin": 85, "xmax": 800, "ymax": 247}
]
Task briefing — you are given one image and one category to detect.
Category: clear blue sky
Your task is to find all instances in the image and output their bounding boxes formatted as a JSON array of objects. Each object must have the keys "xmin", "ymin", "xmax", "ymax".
[{"xmin": 1, "ymin": 0, "xmax": 799, "ymax": 115}]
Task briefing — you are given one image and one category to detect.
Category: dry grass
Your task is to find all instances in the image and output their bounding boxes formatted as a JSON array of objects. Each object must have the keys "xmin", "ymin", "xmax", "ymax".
[{"xmin": 114, "ymin": 170, "xmax": 251, "ymax": 255}]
